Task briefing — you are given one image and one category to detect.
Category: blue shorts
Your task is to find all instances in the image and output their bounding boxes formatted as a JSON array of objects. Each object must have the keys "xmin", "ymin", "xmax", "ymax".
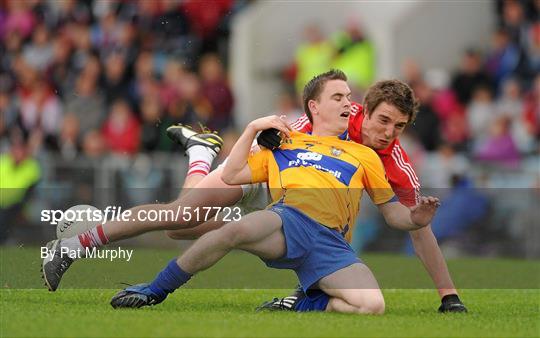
[{"xmin": 262, "ymin": 204, "xmax": 361, "ymax": 293}]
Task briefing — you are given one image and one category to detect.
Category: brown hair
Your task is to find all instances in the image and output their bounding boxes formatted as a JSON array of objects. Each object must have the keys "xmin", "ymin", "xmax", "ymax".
[
  {"xmin": 303, "ymin": 69, "xmax": 348, "ymax": 123},
  {"xmin": 363, "ymin": 79, "xmax": 419, "ymax": 124}
]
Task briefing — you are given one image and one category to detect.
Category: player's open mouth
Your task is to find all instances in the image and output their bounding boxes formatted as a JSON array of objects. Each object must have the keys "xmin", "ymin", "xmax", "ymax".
[{"xmin": 340, "ymin": 111, "xmax": 350, "ymax": 118}]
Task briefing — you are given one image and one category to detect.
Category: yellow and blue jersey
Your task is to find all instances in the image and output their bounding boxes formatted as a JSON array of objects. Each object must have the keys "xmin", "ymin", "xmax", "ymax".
[{"xmin": 247, "ymin": 131, "xmax": 395, "ymax": 241}]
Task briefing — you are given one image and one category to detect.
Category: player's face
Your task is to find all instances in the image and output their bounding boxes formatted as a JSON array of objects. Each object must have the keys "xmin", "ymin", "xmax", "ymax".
[
  {"xmin": 311, "ymin": 80, "xmax": 352, "ymax": 133},
  {"xmin": 362, "ymin": 102, "xmax": 409, "ymax": 150}
]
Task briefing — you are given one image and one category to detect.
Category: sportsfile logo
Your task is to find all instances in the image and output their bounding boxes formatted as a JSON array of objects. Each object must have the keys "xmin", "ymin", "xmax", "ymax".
[{"xmin": 41, "ymin": 205, "xmax": 242, "ymax": 225}]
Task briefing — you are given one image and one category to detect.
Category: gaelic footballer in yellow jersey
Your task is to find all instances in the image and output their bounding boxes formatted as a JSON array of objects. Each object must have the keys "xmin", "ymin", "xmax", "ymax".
[{"xmin": 248, "ymin": 130, "xmax": 395, "ymax": 242}]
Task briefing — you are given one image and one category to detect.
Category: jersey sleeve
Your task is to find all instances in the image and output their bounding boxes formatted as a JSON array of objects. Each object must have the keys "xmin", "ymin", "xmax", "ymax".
[
  {"xmin": 247, "ymin": 148, "xmax": 272, "ymax": 183},
  {"xmin": 382, "ymin": 142, "xmax": 421, "ymax": 207},
  {"xmin": 347, "ymin": 102, "xmax": 364, "ymax": 142},
  {"xmin": 350, "ymin": 101, "xmax": 362, "ymax": 116},
  {"xmin": 361, "ymin": 150, "xmax": 396, "ymax": 205},
  {"xmin": 290, "ymin": 114, "xmax": 312, "ymax": 133}
]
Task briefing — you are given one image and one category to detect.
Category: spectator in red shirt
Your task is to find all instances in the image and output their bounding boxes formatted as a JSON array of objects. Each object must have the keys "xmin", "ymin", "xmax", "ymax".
[
  {"xmin": 102, "ymin": 99, "xmax": 141, "ymax": 155},
  {"xmin": 199, "ymin": 53, "xmax": 234, "ymax": 131},
  {"xmin": 524, "ymin": 74, "xmax": 540, "ymax": 139},
  {"xmin": 181, "ymin": 0, "xmax": 232, "ymax": 40}
]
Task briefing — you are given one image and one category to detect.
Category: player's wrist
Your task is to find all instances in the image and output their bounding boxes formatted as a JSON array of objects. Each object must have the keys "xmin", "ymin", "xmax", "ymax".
[{"xmin": 245, "ymin": 122, "xmax": 260, "ymax": 135}]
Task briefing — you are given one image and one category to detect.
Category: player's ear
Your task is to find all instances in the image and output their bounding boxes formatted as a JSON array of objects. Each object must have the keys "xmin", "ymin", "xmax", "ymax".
[{"xmin": 308, "ymin": 99, "xmax": 318, "ymax": 116}]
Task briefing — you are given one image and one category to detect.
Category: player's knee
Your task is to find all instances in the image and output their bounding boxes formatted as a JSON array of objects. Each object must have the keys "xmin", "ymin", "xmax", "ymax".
[
  {"xmin": 356, "ymin": 295, "xmax": 385, "ymax": 315},
  {"xmin": 166, "ymin": 230, "xmax": 182, "ymax": 240},
  {"xmin": 221, "ymin": 221, "xmax": 250, "ymax": 247},
  {"xmin": 348, "ymin": 292, "xmax": 385, "ymax": 315},
  {"xmin": 158, "ymin": 201, "xmax": 200, "ymax": 229},
  {"xmin": 362, "ymin": 297, "xmax": 385, "ymax": 315},
  {"xmin": 165, "ymin": 230, "xmax": 197, "ymax": 240}
]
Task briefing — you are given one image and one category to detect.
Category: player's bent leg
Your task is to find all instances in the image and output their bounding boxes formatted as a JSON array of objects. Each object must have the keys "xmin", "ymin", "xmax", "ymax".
[
  {"xmin": 105, "ymin": 167, "xmax": 243, "ymax": 241},
  {"xmin": 167, "ymin": 169, "xmax": 270, "ymax": 240},
  {"xmin": 175, "ymin": 167, "xmax": 243, "ymax": 209},
  {"xmin": 42, "ymin": 168, "xmax": 245, "ymax": 292},
  {"xmin": 162, "ymin": 167, "xmax": 243, "ymax": 232},
  {"xmin": 318, "ymin": 263, "xmax": 385, "ymax": 315},
  {"xmin": 259, "ymin": 264, "xmax": 384, "ymax": 314},
  {"xmin": 167, "ymin": 123, "xmax": 224, "ymax": 198},
  {"xmin": 326, "ymin": 297, "xmax": 372, "ymax": 314},
  {"xmin": 325, "ymin": 289, "xmax": 385, "ymax": 315},
  {"xmin": 181, "ymin": 174, "xmax": 206, "ymax": 192},
  {"xmin": 234, "ymin": 212, "xmax": 286, "ymax": 260},
  {"xmin": 178, "ymin": 210, "xmax": 285, "ymax": 273},
  {"xmin": 111, "ymin": 211, "xmax": 285, "ymax": 308},
  {"xmin": 166, "ymin": 219, "xmax": 227, "ymax": 240}
]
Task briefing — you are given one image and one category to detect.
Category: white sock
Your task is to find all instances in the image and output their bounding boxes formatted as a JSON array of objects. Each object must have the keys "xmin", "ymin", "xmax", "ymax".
[
  {"xmin": 186, "ymin": 145, "xmax": 215, "ymax": 177},
  {"xmin": 61, "ymin": 224, "xmax": 109, "ymax": 258}
]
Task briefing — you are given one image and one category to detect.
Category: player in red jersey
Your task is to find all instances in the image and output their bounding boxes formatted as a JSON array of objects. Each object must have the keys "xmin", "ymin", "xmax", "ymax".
[{"xmin": 292, "ymin": 101, "xmax": 421, "ymax": 207}]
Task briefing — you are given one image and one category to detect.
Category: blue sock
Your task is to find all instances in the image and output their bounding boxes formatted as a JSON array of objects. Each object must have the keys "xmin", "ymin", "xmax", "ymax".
[
  {"xmin": 148, "ymin": 259, "xmax": 192, "ymax": 299},
  {"xmin": 294, "ymin": 292, "xmax": 330, "ymax": 312}
]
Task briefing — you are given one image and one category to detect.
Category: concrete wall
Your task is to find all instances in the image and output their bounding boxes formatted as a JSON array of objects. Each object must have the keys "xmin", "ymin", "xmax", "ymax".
[
  {"xmin": 230, "ymin": 1, "xmax": 495, "ymax": 127},
  {"xmin": 393, "ymin": 1, "xmax": 494, "ymax": 74}
]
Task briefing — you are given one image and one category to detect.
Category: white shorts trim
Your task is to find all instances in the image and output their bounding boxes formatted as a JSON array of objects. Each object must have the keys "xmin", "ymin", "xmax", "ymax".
[{"xmin": 237, "ymin": 183, "xmax": 272, "ymax": 214}]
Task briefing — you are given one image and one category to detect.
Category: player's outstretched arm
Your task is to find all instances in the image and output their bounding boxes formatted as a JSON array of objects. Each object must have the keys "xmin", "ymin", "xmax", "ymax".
[
  {"xmin": 408, "ymin": 225, "xmax": 467, "ymax": 312},
  {"xmin": 378, "ymin": 196, "xmax": 440, "ymax": 231},
  {"xmin": 222, "ymin": 115, "xmax": 291, "ymax": 185}
]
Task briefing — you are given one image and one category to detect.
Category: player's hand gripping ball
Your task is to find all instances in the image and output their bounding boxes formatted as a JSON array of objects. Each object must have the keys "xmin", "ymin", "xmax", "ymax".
[{"xmin": 56, "ymin": 205, "xmax": 101, "ymax": 239}]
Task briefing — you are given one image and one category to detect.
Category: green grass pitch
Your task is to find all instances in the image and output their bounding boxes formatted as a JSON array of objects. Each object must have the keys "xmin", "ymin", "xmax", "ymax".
[{"xmin": 1, "ymin": 247, "xmax": 539, "ymax": 337}]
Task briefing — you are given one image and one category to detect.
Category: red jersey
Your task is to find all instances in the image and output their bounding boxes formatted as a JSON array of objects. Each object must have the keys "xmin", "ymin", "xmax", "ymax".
[{"xmin": 290, "ymin": 102, "xmax": 421, "ymax": 207}]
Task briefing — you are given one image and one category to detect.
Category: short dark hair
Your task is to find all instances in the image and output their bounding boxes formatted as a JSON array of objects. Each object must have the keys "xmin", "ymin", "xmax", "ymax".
[
  {"xmin": 303, "ymin": 69, "xmax": 348, "ymax": 123},
  {"xmin": 363, "ymin": 79, "xmax": 419, "ymax": 124}
]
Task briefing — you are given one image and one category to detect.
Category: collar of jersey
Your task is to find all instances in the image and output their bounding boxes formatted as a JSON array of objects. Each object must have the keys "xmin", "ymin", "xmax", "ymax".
[{"xmin": 306, "ymin": 130, "xmax": 349, "ymax": 140}]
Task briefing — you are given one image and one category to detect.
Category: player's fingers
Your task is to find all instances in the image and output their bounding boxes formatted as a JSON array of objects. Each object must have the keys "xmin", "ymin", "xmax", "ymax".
[
  {"xmin": 429, "ymin": 197, "xmax": 440, "ymax": 207},
  {"xmin": 278, "ymin": 126, "xmax": 290, "ymax": 138},
  {"xmin": 427, "ymin": 196, "xmax": 439, "ymax": 203},
  {"xmin": 422, "ymin": 196, "xmax": 437, "ymax": 205},
  {"xmin": 280, "ymin": 115, "xmax": 294, "ymax": 131},
  {"xmin": 271, "ymin": 115, "xmax": 282, "ymax": 123},
  {"xmin": 273, "ymin": 125, "xmax": 289, "ymax": 138},
  {"xmin": 428, "ymin": 199, "xmax": 440, "ymax": 208},
  {"xmin": 276, "ymin": 120, "xmax": 291, "ymax": 137}
]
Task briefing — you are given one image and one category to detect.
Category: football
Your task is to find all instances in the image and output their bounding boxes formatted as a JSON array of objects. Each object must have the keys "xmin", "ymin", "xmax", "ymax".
[{"xmin": 56, "ymin": 205, "xmax": 101, "ymax": 239}]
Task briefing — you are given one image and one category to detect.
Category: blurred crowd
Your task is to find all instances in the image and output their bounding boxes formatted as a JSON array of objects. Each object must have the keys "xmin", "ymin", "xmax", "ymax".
[
  {"xmin": 2, "ymin": 0, "xmax": 537, "ymax": 168},
  {"xmin": 0, "ymin": 0, "xmax": 243, "ymax": 161},
  {"xmin": 401, "ymin": 0, "xmax": 539, "ymax": 189},
  {"xmin": 397, "ymin": 0, "xmax": 539, "ymax": 257},
  {"xmin": 1, "ymin": 0, "xmax": 539, "ymax": 255}
]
